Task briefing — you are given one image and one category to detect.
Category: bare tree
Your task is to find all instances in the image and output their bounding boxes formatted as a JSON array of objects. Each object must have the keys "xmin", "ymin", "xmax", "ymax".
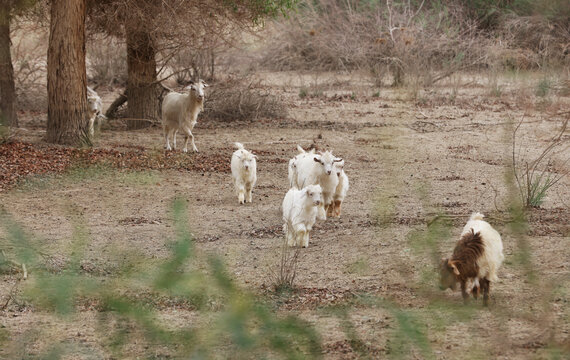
[
  {"xmin": 46, "ymin": 0, "xmax": 88, "ymax": 145},
  {"xmin": 89, "ymin": 0, "xmax": 297, "ymax": 129}
]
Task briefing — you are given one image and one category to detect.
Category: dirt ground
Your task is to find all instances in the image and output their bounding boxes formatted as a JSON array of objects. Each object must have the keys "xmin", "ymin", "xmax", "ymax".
[{"xmin": 1, "ymin": 71, "xmax": 569, "ymax": 359}]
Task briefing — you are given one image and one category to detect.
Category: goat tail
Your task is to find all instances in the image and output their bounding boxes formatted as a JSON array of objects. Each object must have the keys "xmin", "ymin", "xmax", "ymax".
[
  {"xmin": 234, "ymin": 142, "xmax": 244, "ymax": 150},
  {"xmin": 469, "ymin": 212, "xmax": 485, "ymax": 221}
]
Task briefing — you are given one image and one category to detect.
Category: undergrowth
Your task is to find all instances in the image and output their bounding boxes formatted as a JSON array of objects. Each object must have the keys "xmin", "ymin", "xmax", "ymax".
[{"xmin": 0, "ymin": 200, "xmax": 322, "ymax": 358}]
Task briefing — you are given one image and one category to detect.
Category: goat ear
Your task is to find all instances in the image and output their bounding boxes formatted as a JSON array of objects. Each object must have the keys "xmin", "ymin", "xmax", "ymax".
[
  {"xmin": 448, "ymin": 260, "xmax": 460, "ymax": 276},
  {"xmin": 333, "ymin": 158, "xmax": 343, "ymax": 163}
]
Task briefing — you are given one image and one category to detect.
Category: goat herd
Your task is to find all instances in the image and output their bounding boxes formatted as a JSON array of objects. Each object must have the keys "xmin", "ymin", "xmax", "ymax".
[
  {"xmin": 86, "ymin": 81, "xmax": 505, "ymax": 306},
  {"xmin": 232, "ymin": 141, "xmax": 348, "ymax": 249}
]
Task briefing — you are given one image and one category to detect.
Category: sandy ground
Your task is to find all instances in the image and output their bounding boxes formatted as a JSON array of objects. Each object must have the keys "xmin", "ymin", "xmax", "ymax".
[{"xmin": 1, "ymin": 71, "xmax": 569, "ymax": 359}]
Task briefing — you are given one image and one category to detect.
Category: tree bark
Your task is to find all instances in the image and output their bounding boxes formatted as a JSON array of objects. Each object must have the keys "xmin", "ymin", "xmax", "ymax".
[
  {"xmin": 126, "ymin": 26, "xmax": 159, "ymax": 130},
  {"xmin": 46, "ymin": 0, "xmax": 88, "ymax": 145},
  {"xmin": 0, "ymin": 4, "xmax": 18, "ymax": 128}
]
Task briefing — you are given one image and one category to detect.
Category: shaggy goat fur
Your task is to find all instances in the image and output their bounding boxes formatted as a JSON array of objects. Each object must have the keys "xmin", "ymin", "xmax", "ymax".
[
  {"xmin": 87, "ymin": 87, "xmax": 106, "ymax": 137},
  {"xmin": 282, "ymin": 184, "xmax": 326, "ymax": 248},
  {"xmin": 440, "ymin": 212, "xmax": 504, "ymax": 306},
  {"xmin": 231, "ymin": 142, "xmax": 257, "ymax": 204},
  {"xmin": 288, "ymin": 145, "xmax": 315, "ymax": 188},
  {"xmin": 295, "ymin": 150, "xmax": 342, "ymax": 213},
  {"xmin": 161, "ymin": 79, "xmax": 208, "ymax": 152}
]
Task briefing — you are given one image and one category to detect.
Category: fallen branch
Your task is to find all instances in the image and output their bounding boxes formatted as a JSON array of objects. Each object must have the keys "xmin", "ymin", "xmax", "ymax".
[{"xmin": 105, "ymin": 91, "xmax": 128, "ymax": 119}]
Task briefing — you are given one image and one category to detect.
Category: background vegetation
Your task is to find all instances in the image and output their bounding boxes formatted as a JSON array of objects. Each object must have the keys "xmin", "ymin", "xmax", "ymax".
[{"xmin": 1, "ymin": 0, "xmax": 569, "ymax": 358}]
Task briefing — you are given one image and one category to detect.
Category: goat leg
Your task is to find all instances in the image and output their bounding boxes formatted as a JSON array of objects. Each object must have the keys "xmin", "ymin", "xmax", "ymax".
[
  {"xmin": 334, "ymin": 200, "xmax": 342, "ymax": 217},
  {"xmin": 481, "ymin": 278, "xmax": 490, "ymax": 306},
  {"xmin": 461, "ymin": 281, "xmax": 470, "ymax": 304}
]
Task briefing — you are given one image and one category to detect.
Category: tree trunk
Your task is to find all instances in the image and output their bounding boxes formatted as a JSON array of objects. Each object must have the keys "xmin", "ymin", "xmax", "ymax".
[
  {"xmin": 126, "ymin": 26, "xmax": 159, "ymax": 130},
  {"xmin": 0, "ymin": 4, "xmax": 18, "ymax": 128},
  {"xmin": 46, "ymin": 0, "xmax": 88, "ymax": 145}
]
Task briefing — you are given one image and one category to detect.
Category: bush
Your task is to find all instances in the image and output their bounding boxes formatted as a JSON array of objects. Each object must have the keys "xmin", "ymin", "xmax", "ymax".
[
  {"xmin": 87, "ymin": 36, "xmax": 128, "ymax": 87},
  {"xmin": 496, "ymin": 15, "xmax": 570, "ymax": 68},
  {"xmin": 11, "ymin": 21, "xmax": 48, "ymax": 112},
  {"xmin": 260, "ymin": 0, "xmax": 490, "ymax": 86},
  {"xmin": 204, "ymin": 76, "xmax": 287, "ymax": 121},
  {"xmin": 260, "ymin": 1, "xmax": 570, "ymax": 82},
  {"xmin": 512, "ymin": 117, "xmax": 569, "ymax": 208}
]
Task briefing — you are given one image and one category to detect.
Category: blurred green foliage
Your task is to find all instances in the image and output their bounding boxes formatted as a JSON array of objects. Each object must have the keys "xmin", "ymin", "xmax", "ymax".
[{"xmin": 1, "ymin": 200, "xmax": 322, "ymax": 359}]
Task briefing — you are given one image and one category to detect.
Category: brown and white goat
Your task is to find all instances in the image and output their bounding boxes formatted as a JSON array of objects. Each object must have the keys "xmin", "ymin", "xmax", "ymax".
[{"xmin": 439, "ymin": 212, "xmax": 504, "ymax": 306}]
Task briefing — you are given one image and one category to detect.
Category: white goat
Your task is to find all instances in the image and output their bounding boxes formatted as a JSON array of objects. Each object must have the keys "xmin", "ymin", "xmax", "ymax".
[
  {"xmin": 328, "ymin": 160, "xmax": 349, "ymax": 217},
  {"xmin": 282, "ymin": 184, "xmax": 326, "ymax": 248},
  {"xmin": 231, "ymin": 142, "xmax": 257, "ymax": 204},
  {"xmin": 161, "ymin": 79, "xmax": 208, "ymax": 152},
  {"xmin": 87, "ymin": 87, "xmax": 106, "ymax": 137},
  {"xmin": 288, "ymin": 145, "xmax": 315, "ymax": 188},
  {"xmin": 295, "ymin": 150, "xmax": 343, "ymax": 214},
  {"xmin": 439, "ymin": 212, "xmax": 505, "ymax": 306}
]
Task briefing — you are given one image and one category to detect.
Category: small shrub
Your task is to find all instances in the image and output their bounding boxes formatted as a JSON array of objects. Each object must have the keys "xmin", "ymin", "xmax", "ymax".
[
  {"xmin": 527, "ymin": 175, "xmax": 552, "ymax": 207},
  {"xmin": 203, "ymin": 76, "xmax": 287, "ymax": 121},
  {"xmin": 260, "ymin": 0, "xmax": 490, "ymax": 87},
  {"xmin": 271, "ymin": 235, "xmax": 301, "ymax": 292},
  {"xmin": 299, "ymin": 87, "xmax": 308, "ymax": 99},
  {"xmin": 512, "ymin": 117, "xmax": 569, "ymax": 208},
  {"xmin": 535, "ymin": 78, "xmax": 551, "ymax": 97},
  {"xmin": 11, "ymin": 22, "xmax": 48, "ymax": 112}
]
